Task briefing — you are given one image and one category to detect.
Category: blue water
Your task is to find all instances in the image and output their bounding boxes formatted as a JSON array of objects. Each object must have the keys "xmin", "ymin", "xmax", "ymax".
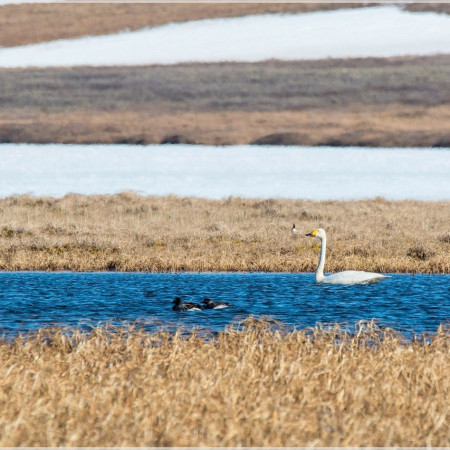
[{"xmin": 0, "ymin": 272, "xmax": 448, "ymax": 337}]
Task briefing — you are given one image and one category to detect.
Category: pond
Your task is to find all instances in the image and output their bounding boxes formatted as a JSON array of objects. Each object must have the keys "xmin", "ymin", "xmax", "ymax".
[{"xmin": 0, "ymin": 272, "xmax": 448, "ymax": 337}]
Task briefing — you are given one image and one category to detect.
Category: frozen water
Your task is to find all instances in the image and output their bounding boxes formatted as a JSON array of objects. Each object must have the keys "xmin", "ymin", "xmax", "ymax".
[
  {"xmin": 0, "ymin": 143, "xmax": 449, "ymax": 201},
  {"xmin": 0, "ymin": 6, "xmax": 449, "ymax": 67}
]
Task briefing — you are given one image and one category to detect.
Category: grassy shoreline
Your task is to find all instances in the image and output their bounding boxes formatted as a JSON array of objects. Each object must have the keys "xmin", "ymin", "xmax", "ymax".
[
  {"xmin": 0, "ymin": 320, "xmax": 448, "ymax": 446},
  {"xmin": 1, "ymin": 194, "xmax": 449, "ymax": 273}
]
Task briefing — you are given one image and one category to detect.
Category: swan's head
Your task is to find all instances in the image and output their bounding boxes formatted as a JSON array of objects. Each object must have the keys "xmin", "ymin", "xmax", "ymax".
[{"xmin": 306, "ymin": 228, "xmax": 326, "ymax": 239}]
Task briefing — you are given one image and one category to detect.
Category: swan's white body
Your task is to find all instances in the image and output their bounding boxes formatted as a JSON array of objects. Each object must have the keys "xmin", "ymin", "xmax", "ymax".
[{"xmin": 306, "ymin": 228, "xmax": 387, "ymax": 285}]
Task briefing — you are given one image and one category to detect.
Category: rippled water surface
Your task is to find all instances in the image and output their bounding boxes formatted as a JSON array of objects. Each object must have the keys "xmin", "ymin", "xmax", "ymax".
[{"xmin": 0, "ymin": 272, "xmax": 448, "ymax": 337}]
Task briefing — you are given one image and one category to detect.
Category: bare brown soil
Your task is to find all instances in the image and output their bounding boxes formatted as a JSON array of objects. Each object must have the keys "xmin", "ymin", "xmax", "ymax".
[
  {"xmin": 1, "ymin": 194, "xmax": 449, "ymax": 273},
  {"xmin": 0, "ymin": 320, "xmax": 448, "ymax": 446},
  {"xmin": 1, "ymin": 56, "xmax": 449, "ymax": 147},
  {"xmin": 0, "ymin": 3, "xmax": 367, "ymax": 47}
]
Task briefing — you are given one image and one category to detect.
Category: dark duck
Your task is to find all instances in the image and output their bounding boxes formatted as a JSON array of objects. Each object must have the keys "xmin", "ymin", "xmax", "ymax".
[
  {"xmin": 202, "ymin": 298, "xmax": 231, "ymax": 309},
  {"xmin": 172, "ymin": 297, "xmax": 202, "ymax": 311}
]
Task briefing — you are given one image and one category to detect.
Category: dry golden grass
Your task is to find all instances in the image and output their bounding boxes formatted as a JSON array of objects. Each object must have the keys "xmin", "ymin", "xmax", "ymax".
[
  {"xmin": 0, "ymin": 319, "xmax": 448, "ymax": 446},
  {"xmin": 0, "ymin": 194, "xmax": 449, "ymax": 273}
]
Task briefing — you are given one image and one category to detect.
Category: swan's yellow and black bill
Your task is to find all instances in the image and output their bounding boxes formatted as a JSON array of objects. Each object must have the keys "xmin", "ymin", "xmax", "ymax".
[{"xmin": 306, "ymin": 229, "xmax": 318, "ymax": 237}]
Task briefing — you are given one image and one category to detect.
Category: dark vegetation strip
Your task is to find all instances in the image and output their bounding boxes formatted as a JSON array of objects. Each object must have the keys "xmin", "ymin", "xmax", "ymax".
[{"xmin": 1, "ymin": 55, "xmax": 449, "ymax": 114}]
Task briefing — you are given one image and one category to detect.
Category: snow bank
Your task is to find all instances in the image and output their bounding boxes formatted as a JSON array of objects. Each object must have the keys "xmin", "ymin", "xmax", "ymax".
[
  {"xmin": 0, "ymin": 144, "xmax": 448, "ymax": 201},
  {"xmin": 0, "ymin": 6, "xmax": 449, "ymax": 67}
]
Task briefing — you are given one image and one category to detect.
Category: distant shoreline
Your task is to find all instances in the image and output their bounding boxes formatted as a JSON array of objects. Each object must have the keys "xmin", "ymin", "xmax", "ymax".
[
  {"xmin": 0, "ymin": 194, "xmax": 448, "ymax": 273},
  {"xmin": 1, "ymin": 55, "xmax": 449, "ymax": 148}
]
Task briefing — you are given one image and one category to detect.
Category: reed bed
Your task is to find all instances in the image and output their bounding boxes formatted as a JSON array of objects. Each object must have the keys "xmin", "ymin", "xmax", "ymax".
[
  {"xmin": 0, "ymin": 320, "xmax": 448, "ymax": 446},
  {"xmin": 0, "ymin": 194, "xmax": 448, "ymax": 273}
]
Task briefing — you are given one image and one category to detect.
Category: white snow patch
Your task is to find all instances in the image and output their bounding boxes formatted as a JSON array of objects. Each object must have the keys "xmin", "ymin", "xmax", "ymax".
[
  {"xmin": 0, "ymin": 6, "xmax": 449, "ymax": 67},
  {"xmin": 0, "ymin": 144, "xmax": 449, "ymax": 201}
]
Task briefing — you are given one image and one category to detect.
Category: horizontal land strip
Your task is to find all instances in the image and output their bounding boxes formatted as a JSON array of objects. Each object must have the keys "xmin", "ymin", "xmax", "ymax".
[
  {"xmin": 1, "ymin": 56, "xmax": 449, "ymax": 147},
  {"xmin": 0, "ymin": 194, "xmax": 448, "ymax": 273}
]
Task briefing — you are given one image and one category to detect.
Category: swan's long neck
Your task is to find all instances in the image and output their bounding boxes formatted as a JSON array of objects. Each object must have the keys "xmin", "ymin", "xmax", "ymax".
[{"xmin": 315, "ymin": 235, "xmax": 326, "ymax": 282}]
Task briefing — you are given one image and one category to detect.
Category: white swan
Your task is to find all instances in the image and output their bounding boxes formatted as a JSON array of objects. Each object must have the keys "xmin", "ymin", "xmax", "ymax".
[{"xmin": 306, "ymin": 228, "xmax": 387, "ymax": 285}]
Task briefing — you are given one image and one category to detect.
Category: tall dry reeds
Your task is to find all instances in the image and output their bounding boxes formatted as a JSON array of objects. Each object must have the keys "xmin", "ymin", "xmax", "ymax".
[
  {"xmin": 0, "ymin": 194, "xmax": 448, "ymax": 273},
  {"xmin": 0, "ymin": 320, "xmax": 448, "ymax": 446}
]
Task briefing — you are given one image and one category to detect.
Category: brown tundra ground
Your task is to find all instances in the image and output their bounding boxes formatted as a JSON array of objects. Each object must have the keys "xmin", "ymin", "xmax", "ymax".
[{"xmin": 0, "ymin": 194, "xmax": 448, "ymax": 273}]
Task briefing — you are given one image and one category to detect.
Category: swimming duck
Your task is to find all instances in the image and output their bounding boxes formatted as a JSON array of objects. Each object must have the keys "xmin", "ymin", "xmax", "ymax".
[
  {"xmin": 172, "ymin": 297, "xmax": 202, "ymax": 311},
  {"xmin": 202, "ymin": 298, "xmax": 231, "ymax": 309}
]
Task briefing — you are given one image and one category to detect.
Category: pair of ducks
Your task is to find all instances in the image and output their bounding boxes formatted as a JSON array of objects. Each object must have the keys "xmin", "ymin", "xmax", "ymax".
[{"xmin": 172, "ymin": 297, "xmax": 230, "ymax": 311}]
